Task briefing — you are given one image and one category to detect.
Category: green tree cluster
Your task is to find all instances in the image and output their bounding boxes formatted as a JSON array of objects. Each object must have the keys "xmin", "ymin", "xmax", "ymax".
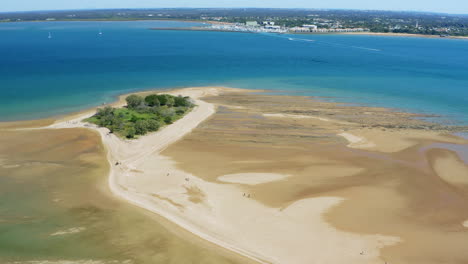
[{"xmin": 86, "ymin": 93, "xmax": 193, "ymax": 139}]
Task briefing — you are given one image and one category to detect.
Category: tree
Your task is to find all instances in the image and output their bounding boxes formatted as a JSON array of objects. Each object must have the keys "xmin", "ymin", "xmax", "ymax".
[
  {"xmin": 156, "ymin": 94, "xmax": 169, "ymax": 106},
  {"xmin": 130, "ymin": 114, "xmax": 139, "ymax": 123},
  {"xmin": 158, "ymin": 106, "xmax": 175, "ymax": 118},
  {"xmin": 134, "ymin": 120, "xmax": 149, "ymax": 135},
  {"xmin": 126, "ymin": 95, "xmax": 144, "ymax": 109},
  {"xmin": 126, "ymin": 127, "xmax": 136, "ymax": 138},
  {"xmin": 164, "ymin": 116, "xmax": 173, "ymax": 124},
  {"xmin": 166, "ymin": 96, "xmax": 175, "ymax": 107},
  {"xmin": 147, "ymin": 119, "xmax": 160, "ymax": 131},
  {"xmin": 145, "ymin": 94, "xmax": 160, "ymax": 107},
  {"xmin": 96, "ymin": 106, "xmax": 114, "ymax": 117},
  {"xmin": 174, "ymin": 95, "xmax": 190, "ymax": 107}
]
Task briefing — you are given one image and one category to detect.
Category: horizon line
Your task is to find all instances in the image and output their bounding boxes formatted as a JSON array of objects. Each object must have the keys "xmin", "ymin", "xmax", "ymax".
[{"xmin": 1, "ymin": 7, "xmax": 467, "ymax": 16}]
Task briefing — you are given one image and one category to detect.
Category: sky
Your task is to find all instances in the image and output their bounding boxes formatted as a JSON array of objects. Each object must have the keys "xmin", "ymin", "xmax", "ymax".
[{"xmin": 1, "ymin": 0, "xmax": 467, "ymax": 14}]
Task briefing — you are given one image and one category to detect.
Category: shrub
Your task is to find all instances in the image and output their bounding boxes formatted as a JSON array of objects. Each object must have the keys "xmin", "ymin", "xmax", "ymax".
[
  {"xmin": 126, "ymin": 127, "xmax": 136, "ymax": 138},
  {"xmin": 166, "ymin": 96, "xmax": 175, "ymax": 107},
  {"xmin": 145, "ymin": 94, "xmax": 160, "ymax": 107},
  {"xmin": 174, "ymin": 95, "xmax": 190, "ymax": 107},
  {"xmin": 147, "ymin": 119, "xmax": 160, "ymax": 131},
  {"xmin": 126, "ymin": 95, "xmax": 144, "ymax": 109},
  {"xmin": 130, "ymin": 114, "xmax": 139, "ymax": 123},
  {"xmin": 156, "ymin": 95, "xmax": 169, "ymax": 105},
  {"xmin": 134, "ymin": 120, "xmax": 149, "ymax": 135},
  {"xmin": 164, "ymin": 116, "xmax": 173, "ymax": 124},
  {"xmin": 158, "ymin": 106, "xmax": 175, "ymax": 118}
]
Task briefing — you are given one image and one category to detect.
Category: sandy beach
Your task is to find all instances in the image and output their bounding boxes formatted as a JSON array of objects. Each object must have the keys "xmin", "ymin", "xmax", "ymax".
[
  {"xmin": 19, "ymin": 86, "xmax": 468, "ymax": 264},
  {"xmin": 337, "ymin": 32, "xmax": 468, "ymax": 39}
]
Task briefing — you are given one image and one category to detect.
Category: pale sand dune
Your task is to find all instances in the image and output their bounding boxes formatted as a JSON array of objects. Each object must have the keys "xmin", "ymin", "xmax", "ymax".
[
  {"xmin": 338, "ymin": 132, "xmax": 376, "ymax": 149},
  {"xmin": 338, "ymin": 129, "xmax": 466, "ymax": 153},
  {"xmin": 50, "ymin": 227, "xmax": 86, "ymax": 236},
  {"xmin": 217, "ymin": 173, "xmax": 289, "ymax": 185},
  {"xmin": 463, "ymin": 220, "xmax": 468, "ymax": 228},
  {"xmin": 47, "ymin": 87, "xmax": 399, "ymax": 264}
]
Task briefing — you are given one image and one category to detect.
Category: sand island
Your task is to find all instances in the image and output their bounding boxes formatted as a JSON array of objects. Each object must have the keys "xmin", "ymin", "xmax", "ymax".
[{"xmin": 1, "ymin": 86, "xmax": 468, "ymax": 264}]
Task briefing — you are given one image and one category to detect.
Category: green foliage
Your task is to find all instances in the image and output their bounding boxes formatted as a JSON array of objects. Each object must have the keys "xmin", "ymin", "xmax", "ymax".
[
  {"xmin": 174, "ymin": 95, "xmax": 191, "ymax": 107},
  {"xmin": 147, "ymin": 119, "xmax": 161, "ymax": 131},
  {"xmin": 158, "ymin": 106, "xmax": 175, "ymax": 118},
  {"xmin": 86, "ymin": 93, "xmax": 193, "ymax": 139},
  {"xmin": 134, "ymin": 120, "xmax": 149, "ymax": 135},
  {"xmin": 156, "ymin": 95, "xmax": 169, "ymax": 106},
  {"xmin": 164, "ymin": 116, "xmax": 173, "ymax": 124},
  {"xmin": 144, "ymin": 95, "xmax": 160, "ymax": 107},
  {"xmin": 126, "ymin": 95, "xmax": 144, "ymax": 109},
  {"xmin": 126, "ymin": 127, "xmax": 136, "ymax": 138},
  {"xmin": 166, "ymin": 97, "xmax": 175, "ymax": 107}
]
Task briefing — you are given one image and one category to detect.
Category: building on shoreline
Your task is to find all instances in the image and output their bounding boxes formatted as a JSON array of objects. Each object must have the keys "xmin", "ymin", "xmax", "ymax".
[
  {"xmin": 245, "ymin": 21, "xmax": 259, "ymax": 27},
  {"xmin": 209, "ymin": 22, "xmax": 368, "ymax": 34}
]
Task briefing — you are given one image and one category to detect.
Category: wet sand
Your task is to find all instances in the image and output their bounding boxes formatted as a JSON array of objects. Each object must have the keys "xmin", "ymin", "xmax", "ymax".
[
  {"xmin": 2, "ymin": 87, "xmax": 468, "ymax": 264},
  {"xmin": 339, "ymin": 32, "xmax": 468, "ymax": 39},
  {"xmin": 0, "ymin": 126, "xmax": 251, "ymax": 263},
  {"xmin": 162, "ymin": 89, "xmax": 468, "ymax": 263}
]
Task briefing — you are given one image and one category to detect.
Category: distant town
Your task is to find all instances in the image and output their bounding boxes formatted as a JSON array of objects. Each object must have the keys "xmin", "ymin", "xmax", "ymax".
[
  {"xmin": 207, "ymin": 21, "xmax": 368, "ymax": 34},
  {"xmin": 1, "ymin": 8, "xmax": 468, "ymax": 36}
]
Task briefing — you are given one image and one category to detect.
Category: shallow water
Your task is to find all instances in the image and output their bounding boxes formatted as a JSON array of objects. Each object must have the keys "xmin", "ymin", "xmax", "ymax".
[
  {"xmin": 0, "ymin": 128, "xmax": 245, "ymax": 264},
  {"xmin": 420, "ymin": 142, "xmax": 468, "ymax": 163},
  {"xmin": 0, "ymin": 21, "xmax": 467, "ymax": 125}
]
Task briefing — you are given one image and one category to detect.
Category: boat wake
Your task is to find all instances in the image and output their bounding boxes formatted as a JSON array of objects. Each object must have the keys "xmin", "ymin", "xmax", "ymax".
[
  {"xmin": 288, "ymin": 37, "xmax": 316, "ymax": 42},
  {"xmin": 350, "ymin": 45, "xmax": 381, "ymax": 52}
]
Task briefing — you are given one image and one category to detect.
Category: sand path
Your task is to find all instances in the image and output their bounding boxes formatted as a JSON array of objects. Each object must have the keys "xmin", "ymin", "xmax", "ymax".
[{"xmin": 47, "ymin": 87, "xmax": 399, "ymax": 264}]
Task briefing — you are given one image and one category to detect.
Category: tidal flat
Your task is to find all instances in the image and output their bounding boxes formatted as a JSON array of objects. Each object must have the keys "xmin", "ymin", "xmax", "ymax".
[
  {"xmin": 0, "ymin": 127, "xmax": 250, "ymax": 264},
  {"xmin": 1, "ymin": 87, "xmax": 467, "ymax": 264}
]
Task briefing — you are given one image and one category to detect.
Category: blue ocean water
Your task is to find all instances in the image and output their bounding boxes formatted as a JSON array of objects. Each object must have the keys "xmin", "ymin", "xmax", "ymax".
[{"xmin": 0, "ymin": 21, "xmax": 467, "ymax": 125}]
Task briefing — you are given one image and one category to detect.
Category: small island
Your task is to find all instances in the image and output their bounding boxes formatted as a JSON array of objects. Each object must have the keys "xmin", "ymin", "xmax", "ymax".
[{"xmin": 86, "ymin": 93, "xmax": 194, "ymax": 138}]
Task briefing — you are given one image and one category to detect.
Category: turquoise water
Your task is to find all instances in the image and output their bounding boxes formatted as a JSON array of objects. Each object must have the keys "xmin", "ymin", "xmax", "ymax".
[{"xmin": 0, "ymin": 21, "xmax": 467, "ymax": 125}]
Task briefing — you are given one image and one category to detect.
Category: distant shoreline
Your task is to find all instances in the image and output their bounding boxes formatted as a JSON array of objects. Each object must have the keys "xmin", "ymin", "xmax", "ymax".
[
  {"xmin": 149, "ymin": 25, "xmax": 468, "ymax": 39},
  {"xmin": 2, "ymin": 19, "xmax": 466, "ymax": 39},
  {"xmin": 337, "ymin": 32, "xmax": 468, "ymax": 39},
  {"xmin": 149, "ymin": 27, "xmax": 253, "ymax": 34}
]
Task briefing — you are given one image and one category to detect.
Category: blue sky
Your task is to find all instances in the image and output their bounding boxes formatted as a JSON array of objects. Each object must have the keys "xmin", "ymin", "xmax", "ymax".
[{"xmin": 1, "ymin": 0, "xmax": 467, "ymax": 14}]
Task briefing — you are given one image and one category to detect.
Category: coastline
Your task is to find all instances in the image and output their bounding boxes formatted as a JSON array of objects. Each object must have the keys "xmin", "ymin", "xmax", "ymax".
[
  {"xmin": 2, "ymin": 19, "xmax": 467, "ymax": 40},
  {"xmin": 45, "ymin": 87, "xmax": 272, "ymax": 263},
  {"xmin": 149, "ymin": 24, "xmax": 468, "ymax": 39},
  {"xmin": 337, "ymin": 31, "xmax": 468, "ymax": 39},
  {"xmin": 3, "ymin": 86, "xmax": 468, "ymax": 264}
]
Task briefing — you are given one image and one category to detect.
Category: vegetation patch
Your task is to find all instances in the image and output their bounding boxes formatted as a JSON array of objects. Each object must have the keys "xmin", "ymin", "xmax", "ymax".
[{"xmin": 85, "ymin": 94, "xmax": 194, "ymax": 139}]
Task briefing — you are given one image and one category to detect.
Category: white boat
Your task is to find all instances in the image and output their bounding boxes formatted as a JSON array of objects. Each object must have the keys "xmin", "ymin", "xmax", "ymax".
[{"xmin": 99, "ymin": 30, "xmax": 103, "ymax": 35}]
